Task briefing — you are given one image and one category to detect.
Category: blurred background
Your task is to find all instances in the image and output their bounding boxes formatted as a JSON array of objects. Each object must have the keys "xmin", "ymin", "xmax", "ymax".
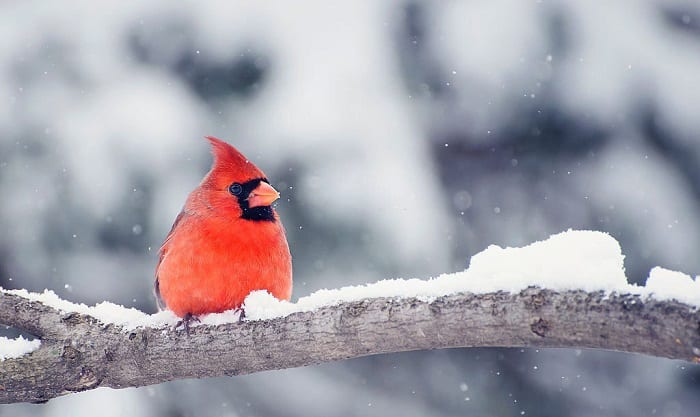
[{"xmin": 1, "ymin": 0, "xmax": 699, "ymax": 416}]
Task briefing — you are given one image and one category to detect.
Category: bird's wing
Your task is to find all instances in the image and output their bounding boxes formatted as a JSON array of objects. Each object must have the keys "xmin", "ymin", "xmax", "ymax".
[
  {"xmin": 154, "ymin": 209, "xmax": 190, "ymax": 311},
  {"xmin": 154, "ymin": 276, "xmax": 165, "ymax": 311}
]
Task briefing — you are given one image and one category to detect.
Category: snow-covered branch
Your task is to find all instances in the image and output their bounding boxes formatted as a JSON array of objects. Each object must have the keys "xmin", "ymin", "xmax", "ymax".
[
  {"xmin": 2, "ymin": 231, "xmax": 699, "ymax": 404},
  {"xmin": 1, "ymin": 285, "xmax": 700, "ymax": 404}
]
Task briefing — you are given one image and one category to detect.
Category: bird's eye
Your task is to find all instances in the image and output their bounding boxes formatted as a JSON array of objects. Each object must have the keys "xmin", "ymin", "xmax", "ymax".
[{"xmin": 229, "ymin": 182, "xmax": 243, "ymax": 196}]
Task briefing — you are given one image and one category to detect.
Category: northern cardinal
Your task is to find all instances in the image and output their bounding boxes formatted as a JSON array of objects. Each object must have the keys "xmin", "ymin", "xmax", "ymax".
[{"xmin": 155, "ymin": 136, "xmax": 292, "ymax": 324}]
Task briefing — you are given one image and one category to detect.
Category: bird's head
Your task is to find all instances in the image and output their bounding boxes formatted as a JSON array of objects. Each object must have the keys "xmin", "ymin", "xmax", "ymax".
[{"xmin": 200, "ymin": 136, "xmax": 280, "ymax": 222}]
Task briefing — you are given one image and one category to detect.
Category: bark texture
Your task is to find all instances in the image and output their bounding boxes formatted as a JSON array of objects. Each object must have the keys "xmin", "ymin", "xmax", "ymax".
[{"xmin": 1, "ymin": 287, "xmax": 699, "ymax": 404}]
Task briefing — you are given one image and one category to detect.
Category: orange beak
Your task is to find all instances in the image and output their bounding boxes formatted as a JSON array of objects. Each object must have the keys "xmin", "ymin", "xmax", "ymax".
[{"xmin": 247, "ymin": 181, "xmax": 280, "ymax": 208}]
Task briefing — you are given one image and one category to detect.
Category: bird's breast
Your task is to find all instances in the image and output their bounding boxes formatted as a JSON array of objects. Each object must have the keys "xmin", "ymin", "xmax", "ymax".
[{"xmin": 157, "ymin": 215, "xmax": 292, "ymax": 317}]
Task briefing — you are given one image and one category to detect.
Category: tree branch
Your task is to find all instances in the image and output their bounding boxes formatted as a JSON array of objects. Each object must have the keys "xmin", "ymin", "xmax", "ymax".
[{"xmin": 1, "ymin": 287, "xmax": 699, "ymax": 404}]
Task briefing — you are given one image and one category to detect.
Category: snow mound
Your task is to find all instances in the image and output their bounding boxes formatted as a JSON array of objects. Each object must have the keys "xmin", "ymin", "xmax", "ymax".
[
  {"xmin": 461, "ymin": 230, "xmax": 627, "ymax": 293},
  {"xmin": 4, "ymin": 288, "xmax": 179, "ymax": 331},
  {"xmin": 645, "ymin": 267, "xmax": 700, "ymax": 307},
  {"xmin": 0, "ymin": 336, "xmax": 41, "ymax": 361}
]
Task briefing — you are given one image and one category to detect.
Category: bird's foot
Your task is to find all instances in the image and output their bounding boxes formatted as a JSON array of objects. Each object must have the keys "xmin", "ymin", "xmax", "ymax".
[
  {"xmin": 175, "ymin": 312, "xmax": 200, "ymax": 335},
  {"xmin": 237, "ymin": 308, "xmax": 246, "ymax": 323}
]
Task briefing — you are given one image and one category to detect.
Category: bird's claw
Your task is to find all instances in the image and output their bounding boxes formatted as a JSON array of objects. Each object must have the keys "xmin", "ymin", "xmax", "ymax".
[{"xmin": 175, "ymin": 312, "xmax": 200, "ymax": 335}]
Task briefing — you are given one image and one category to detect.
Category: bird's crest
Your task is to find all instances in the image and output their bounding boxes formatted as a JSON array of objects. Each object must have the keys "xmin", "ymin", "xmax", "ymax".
[{"xmin": 203, "ymin": 136, "xmax": 265, "ymax": 187}]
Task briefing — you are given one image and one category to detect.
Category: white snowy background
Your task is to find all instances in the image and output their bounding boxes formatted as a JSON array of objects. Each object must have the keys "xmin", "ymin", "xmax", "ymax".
[{"xmin": 1, "ymin": 1, "xmax": 699, "ymax": 416}]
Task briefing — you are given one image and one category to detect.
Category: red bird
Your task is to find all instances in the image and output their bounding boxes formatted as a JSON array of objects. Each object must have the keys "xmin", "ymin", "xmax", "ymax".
[{"xmin": 155, "ymin": 136, "xmax": 292, "ymax": 323}]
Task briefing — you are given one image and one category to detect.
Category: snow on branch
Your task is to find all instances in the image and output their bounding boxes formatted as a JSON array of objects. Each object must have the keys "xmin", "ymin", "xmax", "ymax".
[{"xmin": 1, "ymin": 230, "xmax": 699, "ymax": 404}]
